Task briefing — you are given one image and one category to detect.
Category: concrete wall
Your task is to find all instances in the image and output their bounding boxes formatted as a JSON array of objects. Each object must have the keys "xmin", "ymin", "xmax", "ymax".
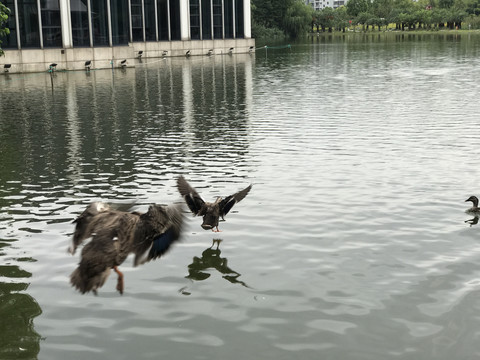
[{"xmin": 1, "ymin": 38, "xmax": 255, "ymax": 74}]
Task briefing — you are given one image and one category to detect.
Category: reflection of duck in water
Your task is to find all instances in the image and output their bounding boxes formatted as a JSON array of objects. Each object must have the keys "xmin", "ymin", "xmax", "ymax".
[
  {"xmin": 465, "ymin": 196, "xmax": 480, "ymax": 213},
  {"xmin": 186, "ymin": 239, "xmax": 249, "ymax": 287},
  {"xmin": 465, "ymin": 216, "xmax": 479, "ymax": 226},
  {"xmin": 69, "ymin": 202, "xmax": 184, "ymax": 295},
  {"xmin": 176, "ymin": 176, "xmax": 252, "ymax": 232}
]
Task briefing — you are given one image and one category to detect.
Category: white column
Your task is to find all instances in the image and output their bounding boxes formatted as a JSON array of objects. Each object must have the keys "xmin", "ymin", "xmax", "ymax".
[
  {"xmin": 14, "ymin": 0, "xmax": 21, "ymax": 49},
  {"xmin": 232, "ymin": 0, "xmax": 235, "ymax": 39},
  {"xmin": 179, "ymin": 0, "xmax": 189, "ymax": 40},
  {"xmin": 59, "ymin": 0, "xmax": 72, "ymax": 48},
  {"xmin": 221, "ymin": 0, "xmax": 224, "ymax": 39},
  {"xmin": 210, "ymin": 0, "xmax": 213, "ymax": 40},
  {"xmin": 87, "ymin": 0, "xmax": 93, "ymax": 46},
  {"xmin": 167, "ymin": 0, "xmax": 171, "ymax": 40},
  {"xmin": 128, "ymin": 0, "xmax": 133, "ymax": 42},
  {"xmin": 37, "ymin": 0, "xmax": 43, "ymax": 48},
  {"xmin": 142, "ymin": 0, "xmax": 146, "ymax": 41},
  {"xmin": 154, "ymin": 0, "xmax": 158, "ymax": 40},
  {"xmin": 243, "ymin": 0, "xmax": 251, "ymax": 38},
  {"xmin": 199, "ymin": 0, "xmax": 202, "ymax": 39},
  {"xmin": 107, "ymin": 0, "xmax": 112, "ymax": 46}
]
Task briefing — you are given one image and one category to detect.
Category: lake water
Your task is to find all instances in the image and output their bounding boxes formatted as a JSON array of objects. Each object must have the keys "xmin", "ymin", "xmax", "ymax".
[{"xmin": 2, "ymin": 32, "xmax": 480, "ymax": 359}]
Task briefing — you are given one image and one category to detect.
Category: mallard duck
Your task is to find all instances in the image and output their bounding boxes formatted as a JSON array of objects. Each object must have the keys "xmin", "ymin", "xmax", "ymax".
[
  {"xmin": 69, "ymin": 202, "xmax": 111, "ymax": 255},
  {"xmin": 465, "ymin": 196, "xmax": 480, "ymax": 213},
  {"xmin": 176, "ymin": 176, "xmax": 252, "ymax": 232},
  {"xmin": 69, "ymin": 202, "xmax": 184, "ymax": 295}
]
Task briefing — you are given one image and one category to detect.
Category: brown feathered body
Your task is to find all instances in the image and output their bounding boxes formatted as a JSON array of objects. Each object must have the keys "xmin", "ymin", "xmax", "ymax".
[
  {"xmin": 176, "ymin": 176, "xmax": 252, "ymax": 231},
  {"xmin": 70, "ymin": 203, "xmax": 183, "ymax": 294}
]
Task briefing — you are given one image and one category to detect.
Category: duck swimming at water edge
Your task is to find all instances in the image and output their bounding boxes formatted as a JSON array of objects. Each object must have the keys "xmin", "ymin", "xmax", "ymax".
[
  {"xmin": 176, "ymin": 176, "xmax": 252, "ymax": 232},
  {"xmin": 69, "ymin": 202, "xmax": 184, "ymax": 295},
  {"xmin": 465, "ymin": 196, "xmax": 480, "ymax": 213}
]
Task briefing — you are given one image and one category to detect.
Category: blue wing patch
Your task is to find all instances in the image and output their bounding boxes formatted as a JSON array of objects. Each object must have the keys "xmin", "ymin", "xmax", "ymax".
[{"xmin": 148, "ymin": 228, "xmax": 177, "ymax": 260}]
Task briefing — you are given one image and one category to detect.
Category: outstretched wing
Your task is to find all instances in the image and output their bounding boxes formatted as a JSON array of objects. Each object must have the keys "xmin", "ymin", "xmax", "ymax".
[
  {"xmin": 70, "ymin": 202, "xmax": 111, "ymax": 254},
  {"xmin": 133, "ymin": 203, "xmax": 184, "ymax": 266},
  {"xmin": 219, "ymin": 184, "xmax": 252, "ymax": 219},
  {"xmin": 176, "ymin": 176, "xmax": 205, "ymax": 215}
]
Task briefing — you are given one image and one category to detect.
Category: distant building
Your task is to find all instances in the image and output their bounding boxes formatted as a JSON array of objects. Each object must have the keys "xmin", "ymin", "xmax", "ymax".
[
  {"xmin": 306, "ymin": 0, "xmax": 347, "ymax": 10},
  {"xmin": 0, "ymin": 0, "xmax": 254, "ymax": 73}
]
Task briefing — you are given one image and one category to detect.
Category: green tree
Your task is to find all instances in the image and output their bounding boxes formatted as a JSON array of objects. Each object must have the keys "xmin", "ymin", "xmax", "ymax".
[
  {"xmin": 334, "ymin": 6, "xmax": 350, "ymax": 31},
  {"xmin": 318, "ymin": 7, "xmax": 336, "ymax": 32},
  {"xmin": 448, "ymin": 7, "xmax": 467, "ymax": 27},
  {"xmin": 463, "ymin": 0, "xmax": 480, "ymax": 14},
  {"xmin": 438, "ymin": 0, "xmax": 455, "ymax": 8},
  {"xmin": 0, "ymin": 3, "xmax": 10, "ymax": 56},
  {"xmin": 283, "ymin": 0, "xmax": 313, "ymax": 37},
  {"xmin": 356, "ymin": 11, "xmax": 374, "ymax": 30},
  {"xmin": 347, "ymin": 0, "xmax": 370, "ymax": 17},
  {"xmin": 252, "ymin": 0, "xmax": 295, "ymax": 29},
  {"xmin": 372, "ymin": 0, "xmax": 394, "ymax": 20},
  {"xmin": 431, "ymin": 7, "xmax": 449, "ymax": 27}
]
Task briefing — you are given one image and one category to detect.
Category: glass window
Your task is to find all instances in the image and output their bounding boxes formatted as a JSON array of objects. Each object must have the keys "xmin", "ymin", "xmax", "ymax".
[
  {"xmin": 111, "ymin": 0, "xmax": 129, "ymax": 45},
  {"xmin": 91, "ymin": 0, "xmax": 108, "ymax": 46},
  {"xmin": 212, "ymin": 0, "xmax": 221, "ymax": 39},
  {"xmin": 169, "ymin": 0, "xmax": 180, "ymax": 40},
  {"xmin": 201, "ymin": 0, "xmax": 211, "ymax": 40},
  {"xmin": 224, "ymin": 0, "xmax": 233, "ymax": 39},
  {"xmin": 131, "ymin": 0, "xmax": 142, "ymax": 41},
  {"xmin": 70, "ymin": 0, "xmax": 90, "ymax": 46},
  {"xmin": 41, "ymin": 0, "xmax": 62, "ymax": 47},
  {"xmin": 157, "ymin": 0, "xmax": 168, "ymax": 40},
  {"xmin": 190, "ymin": 0, "xmax": 200, "ymax": 40},
  {"xmin": 144, "ymin": 0, "xmax": 155, "ymax": 41},
  {"xmin": 0, "ymin": 0, "xmax": 18, "ymax": 48},
  {"xmin": 17, "ymin": 0, "xmax": 40, "ymax": 48},
  {"xmin": 235, "ymin": 0, "xmax": 243, "ymax": 38}
]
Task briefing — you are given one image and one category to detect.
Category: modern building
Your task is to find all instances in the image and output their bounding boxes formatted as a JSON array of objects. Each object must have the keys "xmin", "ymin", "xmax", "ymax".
[
  {"xmin": 0, "ymin": 0, "xmax": 254, "ymax": 73},
  {"xmin": 306, "ymin": 0, "xmax": 347, "ymax": 10}
]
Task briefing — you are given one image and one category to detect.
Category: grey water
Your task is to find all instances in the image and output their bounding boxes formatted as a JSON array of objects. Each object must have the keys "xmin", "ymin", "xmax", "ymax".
[{"xmin": 2, "ymin": 32, "xmax": 480, "ymax": 359}]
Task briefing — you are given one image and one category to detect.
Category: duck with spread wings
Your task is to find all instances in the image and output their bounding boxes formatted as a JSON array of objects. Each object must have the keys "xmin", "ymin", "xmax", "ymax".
[
  {"xmin": 176, "ymin": 176, "xmax": 252, "ymax": 232},
  {"xmin": 69, "ymin": 202, "xmax": 184, "ymax": 295}
]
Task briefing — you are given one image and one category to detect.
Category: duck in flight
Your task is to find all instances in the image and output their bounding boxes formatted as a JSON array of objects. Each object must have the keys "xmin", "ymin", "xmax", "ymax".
[
  {"xmin": 69, "ymin": 201, "xmax": 184, "ymax": 295},
  {"xmin": 176, "ymin": 176, "xmax": 252, "ymax": 232}
]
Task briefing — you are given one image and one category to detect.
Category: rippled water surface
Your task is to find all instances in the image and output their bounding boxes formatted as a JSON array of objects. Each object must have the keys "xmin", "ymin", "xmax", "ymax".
[{"xmin": 3, "ymin": 33, "xmax": 480, "ymax": 359}]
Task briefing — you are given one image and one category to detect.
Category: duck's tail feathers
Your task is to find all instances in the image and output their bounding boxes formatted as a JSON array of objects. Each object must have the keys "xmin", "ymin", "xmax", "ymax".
[{"xmin": 70, "ymin": 267, "xmax": 111, "ymax": 294}]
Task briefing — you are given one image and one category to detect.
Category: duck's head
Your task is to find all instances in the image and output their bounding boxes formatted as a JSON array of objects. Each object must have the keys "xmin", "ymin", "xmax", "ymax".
[{"xmin": 465, "ymin": 196, "xmax": 479, "ymax": 207}]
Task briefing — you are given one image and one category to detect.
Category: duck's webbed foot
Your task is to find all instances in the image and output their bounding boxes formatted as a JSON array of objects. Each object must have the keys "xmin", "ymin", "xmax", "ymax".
[
  {"xmin": 113, "ymin": 266, "xmax": 124, "ymax": 295},
  {"xmin": 212, "ymin": 226, "xmax": 222, "ymax": 233}
]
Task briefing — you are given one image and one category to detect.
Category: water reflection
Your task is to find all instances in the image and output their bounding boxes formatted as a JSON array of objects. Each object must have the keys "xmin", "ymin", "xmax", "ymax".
[
  {"xmin": 0, "ymin": 55, "xmax": 255, "ymax": 204},
  {"xmin": 0, "ymin": 260, "xmax": 42, "ymax": 359},
  {"xmin": 465, "ymin": 216, "xmax": 479, "ymax": 227},
  {"xmin": 186, "ymin": 239, "xmax": 249, "ymax": 287},
  {"xmin": 0, "ymin": 55, "xmax": 255, "ymax": 358}
]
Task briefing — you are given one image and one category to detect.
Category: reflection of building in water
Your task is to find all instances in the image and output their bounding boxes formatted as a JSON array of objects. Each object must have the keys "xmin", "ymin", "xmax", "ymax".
[
  {"xmin": 1, "ymin": 0, "xmax": 254, "ymax": 73},
  {"xmin": 0, "ymin": 263, "xmax": 42, "ymax": 359},
  {"xmin": 186, "ymin": 239, "xmax": 248, "ymax": 287},
  {"xmin": 0, "ymin": 54, "xmax": 254, "ymax": 190}
]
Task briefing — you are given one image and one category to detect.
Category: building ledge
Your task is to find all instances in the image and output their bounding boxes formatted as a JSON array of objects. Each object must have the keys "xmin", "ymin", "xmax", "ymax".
[{"xmin": 1, "ymin": 39, "xmax": 256, "ymax": 74}]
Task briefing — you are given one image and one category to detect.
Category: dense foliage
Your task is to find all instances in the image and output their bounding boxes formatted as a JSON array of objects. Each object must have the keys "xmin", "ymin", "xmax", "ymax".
[
  {"xmin": 252, "ymin": 0, "xmax": 314, "ymax": 38},
  {"xmin": 338, "ymin": 0, "xmax": 471, "ymax": 31},
  {"xmin": 253, "ymin": 0, "xmax": 480, "ymax": 39},
  {"xmin": 0, "ymin": 3, "xmax": 10, "ymax": 56}
]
